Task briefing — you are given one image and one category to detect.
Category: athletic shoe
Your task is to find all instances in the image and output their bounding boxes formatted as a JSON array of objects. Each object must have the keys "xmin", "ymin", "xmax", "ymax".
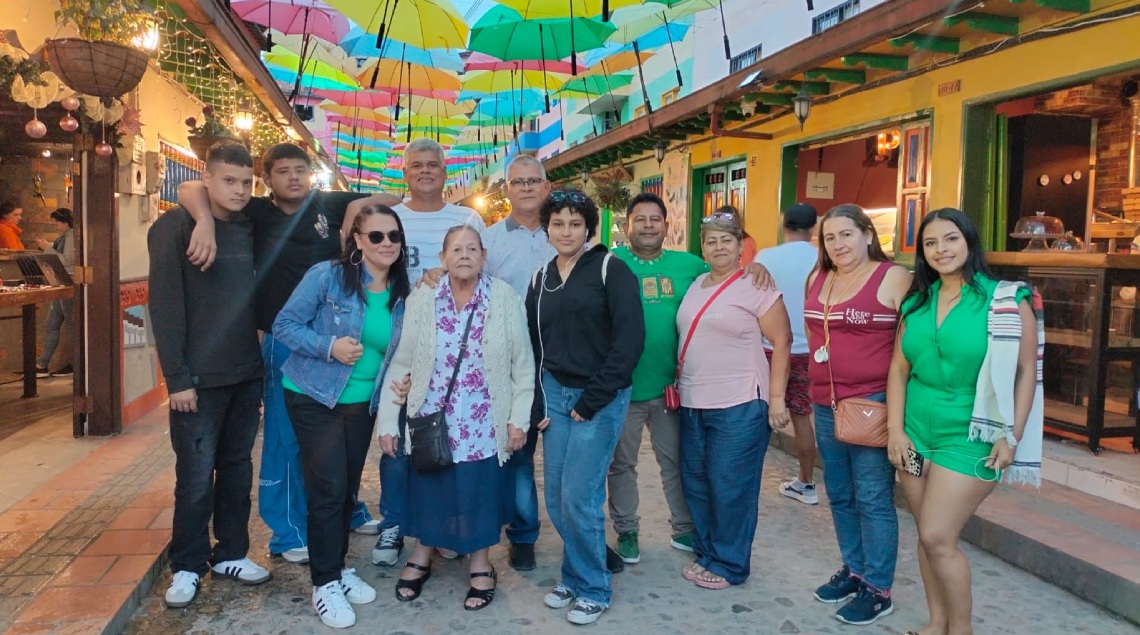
[
  {"xmin": 509, "ymin": 542, "xmax": 536, "ymax": 571},
  {"xmin": 605, "ymin": 546, "xmax": 624, "ymax": 573},
  {"xmin": 353, "ymin": 519, "xmax": 382, "ymax": 535},
  {"xmin": 212, "ymin": 558, "xmax": 271, "ymax": 584},
  {"xmin": 544, "ymin": 584, "xmax": 576, "ymax": 609},
  {"xmin": 34, "ymin": 366, "xmax": 50, "ymax": 379},
  {"xmin": 566, "ymin": 598, "xmax": 606, "ymax": 625},
  {"xmin": 437, "ymin": 547, "xmax": 460, "ymax": 559},
  {"xmin": 51, "ymin": 364, "xmax": 73, "ymax": 377},
  {"xmin": 371, "ymin": 526, "xmax": 402, "ymax": 566},
  {"xmin": 670, "ymin": 532, "xmax": 695, "ymax": 553},
  {"xmin": 779, "ymin": 478, "xmax": 819, "ymax": 505},
  {"xmin": 616, "ymin": 530, "xmax": 640, "ymax": 564},
  {"xmin": 835, "ymin": 586, "xmax": 894, "ymax": 625},
  {"xmin": 164, "ymin": 571, "xmax": 199, "ymax": 608},
  {"xmin": 313, "ymin": 580, "xmax": 355, "ymax": 628},
  {"xmin": 339, "ymin": 568, "xmax": 376, "ymax": 604},
  {"xmin": 814, "ymin": 565, "xmax": 861, "ymax": 603},
  {"xmin": 282, "ymin": 547, "xmax": 309, "ymax": 564}
]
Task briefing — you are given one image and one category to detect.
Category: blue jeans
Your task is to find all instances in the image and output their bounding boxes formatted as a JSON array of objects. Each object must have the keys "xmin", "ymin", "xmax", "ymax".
[
  {"xmin": 37, "ymin": 299, "xmax": 73, "ymax": 368},
  {"xmin": 680, "ymin": 399, "xmax": 769, "ymax": 585},
  {"xmin": 377, "ymin": 430, "xmax": 408, "ymax": 534},
  {"xmin": 813, "ymin": 393, "xmax": 898, "ymax": 592},
  {"xmin": 505, "ymin": 424, "xmax": 540, "ymax": 544},
  {"xmin": 542, "ymin": 372, "xmax": 631, "ymax": 606},
  {"xmin": 259, "ymin": 334, "xmax": 372, "ymax": 554}
]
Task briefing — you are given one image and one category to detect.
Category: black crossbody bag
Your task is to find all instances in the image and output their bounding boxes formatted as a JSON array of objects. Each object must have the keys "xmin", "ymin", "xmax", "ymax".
[{"xmin": 406, "ymin": 310, "xmax": 476, "ymax": 473}]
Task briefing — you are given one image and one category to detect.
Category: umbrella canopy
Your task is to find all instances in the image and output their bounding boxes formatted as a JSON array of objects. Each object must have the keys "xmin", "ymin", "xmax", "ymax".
[
  {"xmin": 397, "ymin": 96, "xmax": 475, "ymax": 118},
  {"xmin": 322, "ymin": 104, "xmax": 393, "ymax": 124},
  {"xmin": 469, "ymin": 6, "xmax": 616, "ymax": 64},
  {"xmin": 232, "ymin": 0, "xmax": 350, "ymax": 44},
  {"xmin": 464, "ymin": 53, "xmax": 574, "ymax": 74},
  {"xmin": 462, "ymin": 69, "xmax": 567, "ymax": 95},
  {"xmin": 327, "ymin": 116, "xmax": 394, "ymax": 133},
  {"xmin": 264, "ymin": 51, "xmax": 359, "ymax": 89},
  {"xmin": 494, "ymin": 0, "xmax": 643, "ymax": 20},
  {"xmin": 472, "ymin": 93, "xmax": 547, "ymax": 117},
  {"xmin": 582, "ymin": 49, "xmax": 654, "ymax": 75},
  {"xmin": 314, "ymin": 89, "xmax": 395, "ymax": 109},
  {"xmin": 556, "ymin": 73, "xmax": 634, "ymax": 98},
  {"xmin": 355, "ymin": 58, "xmax": 462, "ymax": 94},
  {"xmin": 338, "ymin": 26, "xmax": 464, "ymax": 71},
  {"xmin": 270, "ymin": 34, "xmax": 350, "ymax": 69},
  {"xmin": 323, "ymin": 0, "xmax": 469, "ymax": 51},
  {"xmin": 607, "ymin": 9, "xmax": 696, "ymax": 45}
]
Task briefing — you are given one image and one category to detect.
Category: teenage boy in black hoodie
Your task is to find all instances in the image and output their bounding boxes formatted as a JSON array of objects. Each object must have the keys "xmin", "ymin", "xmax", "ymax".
[{"xmin": 525, "ymin": 189, "xmax": 644, "ymax": 626}]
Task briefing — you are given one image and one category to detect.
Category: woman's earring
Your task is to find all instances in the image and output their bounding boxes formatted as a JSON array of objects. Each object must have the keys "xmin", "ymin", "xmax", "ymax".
[{"xmin": 349, "ymin": 249, "xmax": 363, "ymax": 266}]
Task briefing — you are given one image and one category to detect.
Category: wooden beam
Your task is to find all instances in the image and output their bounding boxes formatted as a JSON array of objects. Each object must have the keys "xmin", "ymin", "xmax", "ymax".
[
  {"xmin": 888, "ymin": 33, "xmax": 961, "ymax": 54},
  {"xmin": 841, "ymin": 52, "xmax": 910, "ymax": 71},
  {"xmin": 772, "ymin": 80, "xmax": 831, "ymax": 95},
  {"xmin": 1011, "ymin": 0, "xmax": 1091, "ymax": 13},
  {"xmin": 805, "ymin": 68, "xmax": 867, "ymax": 84},
  {"xmin": 755, "ymin": 93, "xmax": 795, "ymax": 106},
  {"xmin": 942, "ymin": 12, "xmax": 1020, "ymax": 36}
]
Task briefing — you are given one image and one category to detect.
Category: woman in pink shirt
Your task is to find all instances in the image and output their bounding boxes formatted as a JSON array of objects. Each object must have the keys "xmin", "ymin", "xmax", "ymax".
[{"xmin": 675, "ymin": 214, "xmax": 791, "ymax": 589}]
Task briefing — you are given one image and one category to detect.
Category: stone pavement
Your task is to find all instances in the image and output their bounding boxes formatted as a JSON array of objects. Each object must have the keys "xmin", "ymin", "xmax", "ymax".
[{"xmin": 123, "ymin": 440, "xmax": 1134, "ymax": 635}]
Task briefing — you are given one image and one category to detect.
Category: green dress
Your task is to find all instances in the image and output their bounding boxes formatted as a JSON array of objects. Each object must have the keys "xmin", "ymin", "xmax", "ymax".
[{"xmin": 900, "ymin": 275, "xmax": 1030, "ymax": 481}]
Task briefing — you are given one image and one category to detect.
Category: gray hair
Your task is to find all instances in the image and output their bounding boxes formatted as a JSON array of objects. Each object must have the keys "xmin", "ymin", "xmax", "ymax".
[
  {"xmin": 441, "ymin": 224, "xmax": 484, "ymax": 252},
  {"xmin": 700, "ymin": 217, "xmax": 744, "ymax": 242},
  {"xmin": 404, "ymin": 138, "xmax": 446, "ymax": 165},
  {"xmin": 506, "ymin": 154, "xmax": 546, "ymax": 181}
]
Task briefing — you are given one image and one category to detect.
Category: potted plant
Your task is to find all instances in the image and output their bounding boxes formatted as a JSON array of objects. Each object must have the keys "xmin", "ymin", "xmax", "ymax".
[
  {"xmin": 591, "ymin": 176, "xmax": 632, "ymax": 213},
  {"xmin": 185, "ymin": 106, "xmax": 240, "ymax": 160},
  {"xmin": 44, "ymin": 0, "xmax": 155, "ymax": 98}
]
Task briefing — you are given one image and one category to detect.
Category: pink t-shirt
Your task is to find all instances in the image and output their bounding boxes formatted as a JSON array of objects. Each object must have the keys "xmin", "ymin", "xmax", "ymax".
[{"xmin": 676, "ymin": 274, "xmax": 782, "ymax": 409}]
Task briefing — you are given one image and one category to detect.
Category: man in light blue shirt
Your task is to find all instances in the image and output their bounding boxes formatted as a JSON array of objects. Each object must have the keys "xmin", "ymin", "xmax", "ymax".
[{"xmin": 482, "ymin": 154, "xmax": 556, "ymax": 570}]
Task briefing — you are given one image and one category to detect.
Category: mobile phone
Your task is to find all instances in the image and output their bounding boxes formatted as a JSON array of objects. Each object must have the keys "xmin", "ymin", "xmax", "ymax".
[{"xmin": 903, "ymin": 447, "xmax": 925, "ymax": 477}]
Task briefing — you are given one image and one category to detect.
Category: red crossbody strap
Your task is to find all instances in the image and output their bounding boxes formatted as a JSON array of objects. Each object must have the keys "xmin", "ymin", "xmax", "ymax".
[{"xmin": 675, "ymin": 269, "xmax": 744, "ymax": 380}]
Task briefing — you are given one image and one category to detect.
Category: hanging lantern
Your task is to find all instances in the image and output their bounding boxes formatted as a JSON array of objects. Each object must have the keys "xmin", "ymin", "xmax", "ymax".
[
  {"xmin": 26, "ymin": 114, "xmax": 47, "ymax": 139},
  {"xmin": 61, "ymin": 95, "xmax": 80, "ymax": 111},
  {"xmin": 233, "ymin": 100, "xmax": 255, "ymax": 133},
  {"xmin": 95, "ymin": 142, "xmax": 114, "ymax": 157},
  {"xmin": 792, "ymin": 84, "xmax": 812, "ymax": 131},
  {"xmin": 655, "ymin": 139, "xmax": 668, "ymax": 166},
  {"xmin": 59, "ymin": 115, "xmax": 79, "ymax": 132},
  {"xmin": 581, "ymin": 167, "xmax": 591, "ymax": 184}
]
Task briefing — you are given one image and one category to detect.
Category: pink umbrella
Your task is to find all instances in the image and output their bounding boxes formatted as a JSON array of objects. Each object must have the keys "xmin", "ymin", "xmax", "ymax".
[
  {"xmin": 232, "ymin": 0, "xmax": 350, "ymax": 45},
  {"xmin": 327, "ymin": 115, "xmax": 394, "ymax": 133},
  {"xmin": 314, "ymin": 89, "xmax": 395, "ymax": 109},
  {"xmin": 464, "ymin": 52, "xmax": 575, "ymax": 75}
]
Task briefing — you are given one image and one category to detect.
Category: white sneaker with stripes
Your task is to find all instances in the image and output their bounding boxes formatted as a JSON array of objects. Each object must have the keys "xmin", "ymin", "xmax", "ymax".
[
  {"xmin": 212, "ymin": 557, "xmax": 271, "ymax": 584},
  {"xmin": 164, "ymin": 571, "xmax": 200, "ymax": 608},
  {"xmin": 313, "ymin": 580, "xmax": 356, "ymax": 628}
]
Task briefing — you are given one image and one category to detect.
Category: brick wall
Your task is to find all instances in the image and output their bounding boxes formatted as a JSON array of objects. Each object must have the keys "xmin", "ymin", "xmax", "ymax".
[
  {"xmin": 1035, "ymin": 80, "xmax": 1133, "ymax": 213},
  {"xmin": 0, "ymin": 157, "xmax": 74, "ymax": 374}
]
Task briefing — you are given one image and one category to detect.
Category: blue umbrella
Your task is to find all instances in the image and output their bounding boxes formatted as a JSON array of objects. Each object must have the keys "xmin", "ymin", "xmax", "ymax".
[{"xmin": 338, "ymin": 26, "xmax": 464, "ymax": 71}]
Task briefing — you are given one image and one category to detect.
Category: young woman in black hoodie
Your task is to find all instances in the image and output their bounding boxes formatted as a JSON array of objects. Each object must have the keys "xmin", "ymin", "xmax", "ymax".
[{"xmin": 526, "ymin": 189, "xmax": 645, "ymax": 625}]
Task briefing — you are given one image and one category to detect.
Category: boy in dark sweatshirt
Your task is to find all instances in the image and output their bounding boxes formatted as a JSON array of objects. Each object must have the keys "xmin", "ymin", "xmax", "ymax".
[{"xmin": 148, "ymin": 142, "xmax": 269, "ymax": 609}]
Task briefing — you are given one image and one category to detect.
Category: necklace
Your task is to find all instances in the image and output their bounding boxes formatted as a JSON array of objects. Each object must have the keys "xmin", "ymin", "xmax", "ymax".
[{"xmin": 815, "ymin": 263, "xmax": 872, "ymax": 364}]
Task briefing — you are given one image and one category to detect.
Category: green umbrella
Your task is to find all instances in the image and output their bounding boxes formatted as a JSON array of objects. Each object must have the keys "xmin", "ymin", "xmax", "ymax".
[{"xmin": 556, "ymin": 73, "xmax": 633, "ymax": 98}]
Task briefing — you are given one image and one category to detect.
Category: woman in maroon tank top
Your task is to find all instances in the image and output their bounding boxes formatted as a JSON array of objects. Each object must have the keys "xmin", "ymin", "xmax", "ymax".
[{"xmin": 803, "ymin": 205, "xmax": 912, "ymax": 626}]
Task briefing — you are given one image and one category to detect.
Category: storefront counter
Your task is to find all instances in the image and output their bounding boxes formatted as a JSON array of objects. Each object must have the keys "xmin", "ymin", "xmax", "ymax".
[
  {"xmin": 988, "ymin": 252, "xmax": 1140, "ymax": 453},
  {"xmin": 0, "ymin": 286, "xmax": 75, "ymax": 398}
]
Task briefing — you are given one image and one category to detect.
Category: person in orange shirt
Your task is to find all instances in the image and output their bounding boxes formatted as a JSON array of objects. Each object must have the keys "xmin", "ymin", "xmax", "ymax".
[{"xmin": 0, "ymin": 199, "xmax": 25, "ymax": 250}]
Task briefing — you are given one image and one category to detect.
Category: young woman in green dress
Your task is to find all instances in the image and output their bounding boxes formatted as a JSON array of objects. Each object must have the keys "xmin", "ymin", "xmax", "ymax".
[{"xmin": 886, "ymin": 208, "xmax": 1038, "ymax": 635}]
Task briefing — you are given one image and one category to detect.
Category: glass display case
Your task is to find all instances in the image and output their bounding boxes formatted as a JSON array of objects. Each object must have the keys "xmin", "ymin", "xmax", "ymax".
[{"xmin": 989, "ymin": 252, "xmax": 1140, "ymax": 453}]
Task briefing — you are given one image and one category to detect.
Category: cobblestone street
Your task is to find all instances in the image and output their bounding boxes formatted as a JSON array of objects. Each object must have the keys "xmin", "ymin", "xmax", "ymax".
[{"xmin": 123, "ymin": 438, "xmax": 1135, "ymax": 635}]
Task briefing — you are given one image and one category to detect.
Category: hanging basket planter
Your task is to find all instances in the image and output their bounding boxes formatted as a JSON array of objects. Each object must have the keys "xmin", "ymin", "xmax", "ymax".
[{"xmin": 43, "ymin": 39, "xmax": 148, "ymax": 99}]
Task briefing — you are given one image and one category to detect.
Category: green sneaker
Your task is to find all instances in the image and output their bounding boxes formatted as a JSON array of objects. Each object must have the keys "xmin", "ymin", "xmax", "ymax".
[
  {"xmin": 670, "ymin": 532, "xmax": 694, "ymax": 553},
  {"xmin": 616, "ymin": 531, "xmax": 640, "ymax": 564}
]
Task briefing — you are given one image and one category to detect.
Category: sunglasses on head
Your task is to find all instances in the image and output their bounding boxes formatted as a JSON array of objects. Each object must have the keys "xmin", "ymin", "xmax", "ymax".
[
  {"xmin": 547, "ymin": 190, "xmax": 589, "ymax": 205},
  {"xmin": 362, "ymin": 230, "xmax": 404, "ymax": 245},
  {"xmin": 702, "ymin": 212, "xmax": 739, "ymax": 224}
]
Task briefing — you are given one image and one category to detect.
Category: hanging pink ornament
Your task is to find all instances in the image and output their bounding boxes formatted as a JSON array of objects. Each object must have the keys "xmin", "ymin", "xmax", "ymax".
[
  {"xmin": 25, "ymin": 118, "xmax": 47, "ymax": 138},
  {"xmin": 95, "ymin": 142, "xmax": 113, "ymax": 157},
  {"xmin": 61, "ymin": 95, "xmax": 81, "ymax": 111},
  {"xmin": 60, "ymin": 114, "xmax": 79, "ymax": 132}
]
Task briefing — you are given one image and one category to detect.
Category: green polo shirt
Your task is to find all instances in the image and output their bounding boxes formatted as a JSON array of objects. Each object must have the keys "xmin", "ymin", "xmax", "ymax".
[{"xmin": 612, "ymin": 246, "xmax": 709, "ymax": 402}]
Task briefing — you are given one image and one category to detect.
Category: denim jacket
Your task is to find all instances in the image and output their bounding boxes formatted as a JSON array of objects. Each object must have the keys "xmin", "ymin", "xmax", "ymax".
[{"xmin": 273, "ymin": 260, "xmax": 405, "ymax": 413}]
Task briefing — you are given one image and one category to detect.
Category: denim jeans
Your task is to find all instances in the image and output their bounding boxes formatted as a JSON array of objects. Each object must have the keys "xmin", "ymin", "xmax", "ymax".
[
  {"xmin": 505, "ymin": 423, "xmax": 540, "ymax": 544},
  {"xmin": 285, "ymin": 392, "xmax": 374, "ymax": 587},
  {"xmin": 542, "ymin": 371, "xmax": 632, "ymax": 606},
  {"xmin": 37, "ymin": 299, "xmax": 73, "ymax": 368},
  {"xmin": 609, "ymin": 397, "xmax": 693, "ymax": 537},
  {"xmin": 813, "ymin": 393, "xmax": 898, "ymax": 592},
  {"xmin": 680, "ymin": 399, "xmax": 769, "ymax": 585},
  {"xmin": 377, "ymin": 429, "xmax": 408, "ymax": 534},
  {"xmin": 169, "ymin": 378, "xmax": 262, "ymax": 576}
]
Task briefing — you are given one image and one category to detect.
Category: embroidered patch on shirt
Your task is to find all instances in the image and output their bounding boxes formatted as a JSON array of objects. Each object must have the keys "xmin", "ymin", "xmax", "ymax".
[
  {"xmin": 314, "ymin": 213, "xmax": 330, "ymax": 239},
  {"xmin": 660, "ymin": 276, "xmax": 675, "ymax": 298},
  {"xmin": 642, "ymin": 276, "xmax": 659, "ymax": 299}
]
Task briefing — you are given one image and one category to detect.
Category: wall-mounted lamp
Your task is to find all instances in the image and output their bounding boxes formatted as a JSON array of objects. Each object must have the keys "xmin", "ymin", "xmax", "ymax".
[
  {"xmin": 876, "ymin": 129, "xmax": 901, "ymax": 156},
  {"xmin": 792, "ymin": 84, "xmax": 812, "ymax": 131},
  {"xmin": 233, "ymin": 101, "xmax": 255, "ymax": 133},
  {"xmin": 581, "ymin": 167, "xmax": 591, "ymax": 184},
  {"xmin": 654, "ymin": 139, "xmax": 668, "ymax": 166}
]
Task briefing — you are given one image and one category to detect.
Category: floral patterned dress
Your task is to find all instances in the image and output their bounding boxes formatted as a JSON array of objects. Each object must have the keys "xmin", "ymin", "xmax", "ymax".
[{"xmin": 418, "ymin": 275, "xmax": 496, "ymax": 463}]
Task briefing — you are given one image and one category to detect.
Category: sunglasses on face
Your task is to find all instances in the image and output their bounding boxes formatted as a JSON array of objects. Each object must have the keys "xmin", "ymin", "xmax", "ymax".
[
  {"xmin": 702, "ymin": 212, "xmax": 739, "ymax": 224},
  {"xmin": 361, "ymin": 230, "xmax": 404, "ymax": 245},
  {"xmin": 548, "ymin": 190, "xmax": 589, "ymax": 205}
]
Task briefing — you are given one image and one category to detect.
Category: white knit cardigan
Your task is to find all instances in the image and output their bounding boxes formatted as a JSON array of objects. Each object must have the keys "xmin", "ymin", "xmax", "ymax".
[{"xmin": 375, "ymin": 276, "xmax": 535, "ymax": 466}]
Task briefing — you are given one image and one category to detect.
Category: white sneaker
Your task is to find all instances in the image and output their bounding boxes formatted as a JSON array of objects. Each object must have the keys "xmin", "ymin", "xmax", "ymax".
[
  {"xmin": 282, "ymin": 547, "xmax": 310, "ymax": 564},
  {"xmin": 212, "ymin": 557, "xmax": 271, "ymax": 584},
  {"xmin": 340, "ymin": 568, "xmax": 376, "ymax": 604},
  {"xmin": 164, "ymin": 571, "xmax": 200, "ymax": 608},
  {"xmin": 371, "ymin": 526, "xmax": 402, "ymax": 566},
  {"xmin": 779, "ymin": 478, "xmax": 820, "ymax": 505},
  {"xmin": 436, "ymin": 547, "xmax": 459, "ymax": 559},
  {"xmin": 354, "ymin": 519, "xmax": 382, "ymax": 535},
  {"xmin": 313, "ymin": 580, "xmax": 356, "ymax": 628}
]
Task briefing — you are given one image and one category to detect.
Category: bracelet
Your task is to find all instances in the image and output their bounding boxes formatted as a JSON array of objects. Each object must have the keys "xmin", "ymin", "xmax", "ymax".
[{"xmin": 1004, "ymin": 430, "xmax": 1019, "ymax": 449}]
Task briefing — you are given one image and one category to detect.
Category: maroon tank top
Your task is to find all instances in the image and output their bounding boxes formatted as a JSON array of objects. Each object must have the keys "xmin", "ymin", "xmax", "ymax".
[{"xmin": 804, "ymin": 262, "xmax": 898, "ymax": 405}]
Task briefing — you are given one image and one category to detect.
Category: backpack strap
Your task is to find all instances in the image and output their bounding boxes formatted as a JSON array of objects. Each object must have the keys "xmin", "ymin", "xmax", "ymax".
[{"xmin": 601, "ymin": 252, "xmax": 612, "ymax": 286}]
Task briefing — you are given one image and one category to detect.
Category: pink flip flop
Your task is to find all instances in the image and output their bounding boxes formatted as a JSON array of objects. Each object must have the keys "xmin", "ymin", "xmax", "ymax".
[
  {"xmin": 682, "ymin": 562, "xmax": 704, "ymax": 582},
  {"xmin": 694, "ymin": 571, "xmax": 731, "ymax": 590}
]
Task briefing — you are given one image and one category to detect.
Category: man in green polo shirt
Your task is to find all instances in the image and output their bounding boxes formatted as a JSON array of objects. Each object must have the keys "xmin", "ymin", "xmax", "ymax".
[{"xmin": 607, "ymin": 193, "xmax": 770, "ymax": 564}]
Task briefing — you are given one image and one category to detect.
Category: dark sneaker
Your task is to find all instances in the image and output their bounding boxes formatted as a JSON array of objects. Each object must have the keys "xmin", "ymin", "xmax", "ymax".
[
  {"xmin": 835, "ymin": 586, "xmax": 894, "ymax": 625},
  {"xmin": 509, "ymin": 542, "xmax": 536, "ymax": 571},
  {"xmin": 616, "ymin": 530, "xmax": 640, "ymax": 564},
  {"xmin": 670, "ymin": 532, "xmax": 695, "ymax": 553},
  {"xmin": 544, "ymin": 584, "xmax": 575, "ymax": 609},
  {"xmin": 34, "ymin": 366, "xmax": 50, "ymax": 379},
  {"xmin": 605, "ymin": 546, "xmax": 624, "ymax": 574},
  {"xmin": 50, "ymin": 364, "xmax": 73, "ymax": 377},
  {"xmin": 371, "ymin": 526, "xmax": 403, "ymax": 566},
  {"xmin": 814, "ymin": 565, "xmax": 861, "ymax": 603},
  {"xmin": 566, "ymin": 598, "xmax": 606, "ymax": 625}
]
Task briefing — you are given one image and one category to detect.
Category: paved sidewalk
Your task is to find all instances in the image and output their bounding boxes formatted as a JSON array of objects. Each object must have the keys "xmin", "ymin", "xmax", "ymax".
[{"xmin": 124, "ymin": 441, "xmax": 1134, "ymax": 635}]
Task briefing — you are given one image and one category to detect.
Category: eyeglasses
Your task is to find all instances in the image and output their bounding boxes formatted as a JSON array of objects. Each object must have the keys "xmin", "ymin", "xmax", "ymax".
[
  {"xmin": 362, "ymin": 230, "xmax": 403, "ymax": 245},
  {"xmin": 508, "ymin": 177, "xmax": 546, "ymax": 188},
  {"xmin": 702, "ymin": 212, "xmax": 739, "ymax": 224},
  {"xmin": 548, "ymin": 190, "xmax": 589, "ymax": 205}
]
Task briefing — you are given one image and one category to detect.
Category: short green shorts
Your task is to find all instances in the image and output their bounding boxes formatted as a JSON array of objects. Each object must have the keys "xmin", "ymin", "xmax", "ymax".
[{"xmin": 905, "ymin": 417, "xmax": 997, "ymax": 482}]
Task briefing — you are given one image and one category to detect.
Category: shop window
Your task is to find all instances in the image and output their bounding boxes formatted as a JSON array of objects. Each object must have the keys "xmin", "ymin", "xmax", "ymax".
[
  {"xmin": 159, "ymin": 139, "xmax": 205, "ymax": 213},
  {"xmin": 662, "ymin": 88, "xmax": 680, "ymax": 106},
  {"xmin": 634, "ymin": 105, "xmax": 647, "ymax": 119},
  {"xmin": 641, "ymin": 175, "xmax": 663, "ymax": 197},
  {"xmin": 812, "ymin": 0, "xmax": 860, "ymax": 34},
  {"xmin": 730, "ymin": 44, "xmax": 763, "ymax": 74}
]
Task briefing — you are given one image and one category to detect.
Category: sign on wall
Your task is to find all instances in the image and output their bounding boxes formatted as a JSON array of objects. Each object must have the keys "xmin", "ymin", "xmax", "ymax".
[
  {"xmin": 807, "ymin": 171, "xmax": 836, "ymax": 199},
  {"xmin": 662, "ymin": 152, "xmax": 691, "ymax": 250}
]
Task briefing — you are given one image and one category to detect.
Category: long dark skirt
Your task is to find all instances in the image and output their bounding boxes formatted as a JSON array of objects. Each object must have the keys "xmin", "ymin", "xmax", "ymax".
[{"xmin": 405, "ymin": 455, "xmax": 513, "ymax": 554}]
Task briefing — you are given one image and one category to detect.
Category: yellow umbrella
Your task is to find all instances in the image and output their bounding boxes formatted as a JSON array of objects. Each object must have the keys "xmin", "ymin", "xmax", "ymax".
[
  {"xmin": 397, "ymin": 96, "xmax": 476, "ymax": 118},
  {"xmin": 462, "ymin": 69, "xmax": 567, "ymax": 95},
  {"xmin": 404, "ymin": 114, "xmax": 470, "ymax": 128},
  {"xmin": 321, "ymin": 105, "xmax": 393, "ymax": 125},
  {"xmin": 263, "ymin": 51, "xmax": 359, "ymax": 89},
  {"xmin": 495, "ymin": 0, "xmax": 642, "ymax": 20},
  {"xmin": 583, "ymin": 50, "xmax": 655, "ymax": 76},
  {"xmin": 355, "ymin": 58, "xmax": 462, "ymax": 94},
  {"xmin": 324, "ymin": 0, "xmax": 468, "ymax": 51}
]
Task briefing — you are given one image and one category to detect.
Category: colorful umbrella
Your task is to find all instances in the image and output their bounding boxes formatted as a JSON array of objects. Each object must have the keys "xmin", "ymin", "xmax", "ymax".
[
  {"xmin": 494, "ymin": 0, "xmax": 643, "ymax": 21},
  {"xmin": 323, "ymin": 0, "xmax": 469, "ymax": 51},
  {"xmin": 582, "ymin": 49, "xmax": 654, "ymax": 75},
  {"xmin": 232, "ymin": 0, "xmax": 350, "ymax": 46},
  {"xmin": 322, "ymin": 104, "xmax": 393, "ymax": 124},
  {"xmin": 355, "ymin": 58, "xmax": 462, "ymax": 94},
  {"xmin": 462, "ymin": 69, "xmax": 568, "ymax": 95},
  {"xmin": 469, "ymin": 6, "xmax": 616, "ymax": 77},
  {"xmin": 327, "ymin": 116, "xmax": 393, "ymax": 133},
  {"xmin": 314, "ymin": 89, "xmax": 395, "ymax": 109},
  {"xmin": 264, "ymin": 51, "xmax": 358, "ymax": 90},
  {"xmin": 397, "ymin": 96, "xmax": 475, "ymax": 119},
  {"xmin": 556, "ymin": 73, "xmax": 634, "ymax": 98},
  {"xmin": 464, "ymin": 53, "xmax": 575, "ymax": 75},
  {"xmin": 338, "ymin": 26, "xmax": 464, "ymax": 72}
]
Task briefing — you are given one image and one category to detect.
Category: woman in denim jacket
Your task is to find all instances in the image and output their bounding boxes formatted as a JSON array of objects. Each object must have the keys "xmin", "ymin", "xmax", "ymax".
[{"xmin": 272, "ymin": 204, "xmax": 410, "ymax": 629}]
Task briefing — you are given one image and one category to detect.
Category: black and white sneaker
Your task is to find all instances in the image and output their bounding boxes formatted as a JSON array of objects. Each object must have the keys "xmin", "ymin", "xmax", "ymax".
[
  {"xmin": 313, "ymin": 580, "xmax": 355, "ymax": 628},
  {"xmin": 544, "ymin": 584, "xmax": 575, "ymax": 609},
  {"xmin": 371, "ymin": 526, "xmax": 403, "ymax": 566},
  {"xmin": 340, "ymin": 568, "xmax": 376, "ymax": 604},
  {"xmin": 566, "ymin": 598, "xmax": 606, "ymax": 625},
  {"xmin": 212, "ymin": 557, "xmax": 271, "ymax": 585},
  {"xmin": 164, "ymin": 571, "xmax": 199, "ymax": 608}
]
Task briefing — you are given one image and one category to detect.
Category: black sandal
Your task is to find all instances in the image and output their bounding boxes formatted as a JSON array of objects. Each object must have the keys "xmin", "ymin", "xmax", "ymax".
[
  {"xmin": 395, "ymin": 561, "xmax": 432, "ymax": 602},
  {"xmin": 464, "ymin": 567, "xmax": 497, "ymax": 611}
]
